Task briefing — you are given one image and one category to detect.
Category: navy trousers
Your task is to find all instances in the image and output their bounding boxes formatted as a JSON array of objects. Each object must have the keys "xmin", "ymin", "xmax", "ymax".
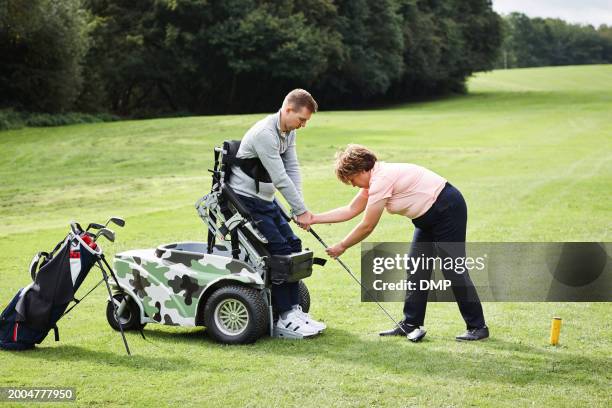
[
  {"xmin": 238, "ymin": 194, "xmax": 301, "ymax": 313},
  {"xmin": 403, "ymin": 183, "xmax": 486, "ymax": 329}
]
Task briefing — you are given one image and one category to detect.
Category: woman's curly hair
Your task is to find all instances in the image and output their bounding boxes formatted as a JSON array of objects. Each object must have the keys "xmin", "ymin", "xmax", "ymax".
[{"xmin": 334, "ymin": 144, "xmax": 378, "ymax": 184}]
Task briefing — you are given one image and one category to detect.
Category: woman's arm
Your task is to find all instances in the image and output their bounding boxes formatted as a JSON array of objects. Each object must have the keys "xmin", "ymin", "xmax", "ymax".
[
  {"xmin": 312, "ymin": 191, "xmax": 368, "ymax": 224},
  {"xmin": 326, "ymin": 199, "xmax": 387, "ymax": 258}
]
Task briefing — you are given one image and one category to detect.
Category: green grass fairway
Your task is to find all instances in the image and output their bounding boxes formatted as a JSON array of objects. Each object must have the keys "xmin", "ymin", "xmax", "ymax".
[{"xmin": 1, "ymin": 65, "xmax": 611, "ymax": 406}]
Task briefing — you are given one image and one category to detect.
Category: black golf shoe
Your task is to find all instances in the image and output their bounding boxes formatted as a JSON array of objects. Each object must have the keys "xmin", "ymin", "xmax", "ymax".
[
  {"xmin": 379, "ymin": 322, "xmax": 418, "ymax": 337},
  {"xmin": 455, "ymin": 326, "xmax": 489, "ymax": 341}
]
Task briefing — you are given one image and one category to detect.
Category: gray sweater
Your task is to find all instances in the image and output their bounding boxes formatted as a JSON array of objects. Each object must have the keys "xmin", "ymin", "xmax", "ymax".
[{"xmin": 228, "ymin": 111, "xmax": 307, "ymax": 215}]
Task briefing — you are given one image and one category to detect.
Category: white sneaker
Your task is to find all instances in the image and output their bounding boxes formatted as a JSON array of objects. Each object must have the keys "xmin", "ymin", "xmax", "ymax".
[
  {"xmin": 293, "ymin": 305, "xmax": 326, "ymax": 332},
  {"xmin": 275, "ymin": 310, "xmax": 319, "ymax": 338}
]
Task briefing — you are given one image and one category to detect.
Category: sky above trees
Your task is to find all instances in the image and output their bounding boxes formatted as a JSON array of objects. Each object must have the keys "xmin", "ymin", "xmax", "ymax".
[{"xmin": 493, "ymin": 0, "xmax": 612, "ymax": 26}]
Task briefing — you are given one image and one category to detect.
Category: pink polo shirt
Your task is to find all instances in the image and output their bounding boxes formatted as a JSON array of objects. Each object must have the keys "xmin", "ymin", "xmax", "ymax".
[{"xmin": 360, "ymin": 162, "xmax": 447, "ymax": 219}]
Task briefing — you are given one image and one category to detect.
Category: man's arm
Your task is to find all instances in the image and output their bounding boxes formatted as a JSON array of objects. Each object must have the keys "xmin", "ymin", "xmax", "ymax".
[
  {"xmin": 281, "ymin": 140, "xmax": 302, "ymax": 197},
  {"xmin": 253, "ymin": 130, "xmax": 307, "ymax": 215}
]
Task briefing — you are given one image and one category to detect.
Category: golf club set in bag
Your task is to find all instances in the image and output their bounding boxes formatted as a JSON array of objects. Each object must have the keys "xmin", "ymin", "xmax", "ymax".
[
  {"xmin": 1, "ymin": 140, "xmax": 423, "ymax": 354},
  {"xmin": 0, "ymin": 218, "xmax": 133, "ymax": 353}
]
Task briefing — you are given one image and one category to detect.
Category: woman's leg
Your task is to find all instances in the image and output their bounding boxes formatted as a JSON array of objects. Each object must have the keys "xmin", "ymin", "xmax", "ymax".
[
  {"xmin": 431, "ymin": 185, "xmax": 486, "ymax": 329},
  {"xmin": 402, "ymin": 227, "xmax": 435, "ymax": 326}
]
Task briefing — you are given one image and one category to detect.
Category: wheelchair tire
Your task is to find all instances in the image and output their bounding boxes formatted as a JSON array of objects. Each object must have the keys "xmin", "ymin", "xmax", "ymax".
[
  {"xmin": 204, "ymin": 285, "xmax": 268, "ymax": 344},
  {"xmin": 298, "ymin": 280, "xmax": 310, "ymax": 313},
  {"xmin": 106, "ymin": 294, "xmax": 145, "ymax": 331}
]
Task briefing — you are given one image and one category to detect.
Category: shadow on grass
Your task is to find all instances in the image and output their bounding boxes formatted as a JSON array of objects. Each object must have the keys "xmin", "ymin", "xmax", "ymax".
[
  {"xmin": 13, "ymin": 325, "xmax": 605, "ymax": 387},
  {"xmin": 137, "ymin": 326, "xmax": 263, "ymax": 350},
  {"xmin": 256, "ymin": 327, "xmax": 609, "ymax": 387},
  {"xmin": 110, "ymin": 324, "xmax": 610, "ymax": 388},
  {"xmin": 137, "ymin": 326, "xmax": 212, "ymax": 345},
  {"xmin": 8, "ymin": 343, "xmax": 199, "ymax": 371}
]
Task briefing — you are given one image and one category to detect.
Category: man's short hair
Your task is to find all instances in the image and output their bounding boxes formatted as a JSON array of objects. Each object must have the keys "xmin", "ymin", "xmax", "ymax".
[
  {"xmin": 334, "ymin": 144, "xmax": 378, "ymax": 184},
  {"xmin": 284, "ymin": 89, "xmax": 318, "ymax": 113}
]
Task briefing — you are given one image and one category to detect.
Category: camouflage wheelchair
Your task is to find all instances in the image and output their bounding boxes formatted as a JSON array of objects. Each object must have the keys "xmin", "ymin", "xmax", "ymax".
[{"xmin": 107, "ymin": 141, "xmax": 324, "ymax": 344}]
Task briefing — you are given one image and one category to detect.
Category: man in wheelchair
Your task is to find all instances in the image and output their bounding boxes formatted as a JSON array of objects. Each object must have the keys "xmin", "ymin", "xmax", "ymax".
[{"xmin": 225, "ymin": 89, "xmax": 324, "ymax": 338}]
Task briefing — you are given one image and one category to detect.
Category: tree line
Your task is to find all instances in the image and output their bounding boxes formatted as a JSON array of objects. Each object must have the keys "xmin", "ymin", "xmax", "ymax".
[
  {"xmin": 1, "ymin": 0, "xmax": 502, "ymax": 117},
  {"xmin": 496, "ymin": 12, "xmax": 612, "ymax": 69}
]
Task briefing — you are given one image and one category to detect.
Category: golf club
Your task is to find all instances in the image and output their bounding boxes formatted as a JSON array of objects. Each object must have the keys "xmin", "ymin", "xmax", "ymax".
[
  {"xmin": 86, "ymin": 222, "xmax": 105, "ymax": 231},
  {"xmin": 94, "ymin": 227, "xmax": 115, "ymax": 243},
  {"xmin": 105, "ymin": 216, "xmax": 125, "ymax": 228},
  {"xmin": 307, "ymin": 227, "xmax": 426, "ymax": 342}
]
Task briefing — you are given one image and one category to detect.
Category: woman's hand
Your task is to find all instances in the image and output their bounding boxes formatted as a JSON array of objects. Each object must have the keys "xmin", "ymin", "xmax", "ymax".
[
  {"xmin": 326, "ymin": 242, "xmax": 347, "ymax": 258},
  {"xmin": 294, "ymin": 211, "xmax": 313, "ymax": 230}
]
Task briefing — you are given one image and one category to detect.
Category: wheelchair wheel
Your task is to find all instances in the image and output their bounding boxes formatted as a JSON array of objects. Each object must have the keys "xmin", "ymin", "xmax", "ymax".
[
  {"xmin": 204, "ymin": 285, "xmax": 268, "ymax": 344},
  {"xmin": 298, "ymin": 280, "xmax": 310, "ymax": 313},
  {"xmin": 106, "ymin": 294, "xmax": 145, "ymax": 331}
]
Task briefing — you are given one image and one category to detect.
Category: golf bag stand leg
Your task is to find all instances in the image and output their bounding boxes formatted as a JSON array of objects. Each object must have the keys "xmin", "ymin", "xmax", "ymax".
[{"xmin": 97, "ymin": 256, "xmax": 131, "ymax": 355}]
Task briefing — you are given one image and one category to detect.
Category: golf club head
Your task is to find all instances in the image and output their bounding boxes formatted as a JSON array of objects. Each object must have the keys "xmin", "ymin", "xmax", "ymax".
[
  {"xmin": 95, "ymin": 227, "xmax": 116, "ymax": 243},
  {"xmin": 87, "ymin": 222, "xmax": 105, "ymax": 231},
  {"xmin": 406, "ymin": 327, "xmax": 427, "ymax": 342},
  {"xmin": 70, "ymin": 221, "xmax": 84, "ymax": 235},
  {"xmin": 105, "ymin": 216, "xmax": 125, "ymax": 228}
]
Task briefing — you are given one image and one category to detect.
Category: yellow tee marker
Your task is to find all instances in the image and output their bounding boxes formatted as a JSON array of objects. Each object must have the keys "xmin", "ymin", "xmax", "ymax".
[{"xmin": 550, "ymin": 317, "xmax": 562, "ymax": 346}]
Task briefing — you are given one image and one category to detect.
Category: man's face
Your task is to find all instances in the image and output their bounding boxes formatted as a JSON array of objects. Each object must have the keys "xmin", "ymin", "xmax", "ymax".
[{"xmin": 284, "ymin": 105, "xmax": 312, "ymax": 131}]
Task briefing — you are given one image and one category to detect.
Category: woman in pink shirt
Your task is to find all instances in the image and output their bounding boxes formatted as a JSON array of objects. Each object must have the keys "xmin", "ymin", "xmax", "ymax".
[{"xmin": 308, "ymin": 144, "xmax": 488, "ymax": 341}]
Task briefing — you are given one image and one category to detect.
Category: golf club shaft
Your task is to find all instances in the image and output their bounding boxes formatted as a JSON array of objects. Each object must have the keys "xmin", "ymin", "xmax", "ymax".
[{"xmin": 308, "ymin": 228, "xmax": 409, "ymax": 337}]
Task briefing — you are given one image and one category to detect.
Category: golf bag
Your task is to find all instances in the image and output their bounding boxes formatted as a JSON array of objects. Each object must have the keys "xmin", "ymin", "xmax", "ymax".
[{"xmin": 0, "ymin": 222, "xmax": 128, "ymax": 352}]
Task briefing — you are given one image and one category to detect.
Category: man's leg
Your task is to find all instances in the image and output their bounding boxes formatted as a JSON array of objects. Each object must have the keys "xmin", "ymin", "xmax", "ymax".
[
  {"xmin": 270, "ymin": 202, "xmax": 327, "ymax": 332},
  {"xmin": 238, "ymin": 196, "xmax": 295, "ymax": 314},
  {"xmin": 270, "ymin": 204, "xmax": 302, "ymax": 308}
]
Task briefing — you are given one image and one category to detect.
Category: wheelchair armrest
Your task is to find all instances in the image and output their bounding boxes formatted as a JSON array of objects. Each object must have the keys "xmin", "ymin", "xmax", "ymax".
[{"xmin": 268, "ymin": 250, "xmax": 315, "ymax": 284}]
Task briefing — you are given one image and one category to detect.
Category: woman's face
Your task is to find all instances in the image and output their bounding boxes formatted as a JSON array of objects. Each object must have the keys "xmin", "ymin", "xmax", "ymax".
[{"xmin": 348, "ymin": 171, "xmax": 371, "ymax": 188}]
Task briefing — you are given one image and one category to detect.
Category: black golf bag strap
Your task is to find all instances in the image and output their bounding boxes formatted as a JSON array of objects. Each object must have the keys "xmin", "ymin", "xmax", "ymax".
[
  {"xmin": 48, "ymin": 235, "xmax": 69, "ymax": 258},
  {"xmin": 29, "ymin": 235, "xmax": 71, "ymax": 280},
  {"xmin": 29, "ymin": 252, "xmax": 49, "ymax": 281},
  {"xmin": 53, "ymin": 325, "xmax": 59, "ymax": 342}
]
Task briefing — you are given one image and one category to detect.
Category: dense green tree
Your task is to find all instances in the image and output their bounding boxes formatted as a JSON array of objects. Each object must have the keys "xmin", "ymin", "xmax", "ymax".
[
  {"xmin": 1, "ymin": 0, "xmax": 504, "ymax": 116},
  {"xmin": 80, "ymin": 0, "xmax": 344, "ymax": 114},
  {"xmin": 0, "ymin": 0, "xmax": 90, "ymax": 112},
  {"xmin": 495, "ymin": 13, "xmax": 612, "ymax": 69},
  {"xmin": 389, "ymin": 0, "xmax": 502, "ymax": 98},
  {"xmin": 313, "ymin": 0, "xmax": 404, "ymax": 105}
]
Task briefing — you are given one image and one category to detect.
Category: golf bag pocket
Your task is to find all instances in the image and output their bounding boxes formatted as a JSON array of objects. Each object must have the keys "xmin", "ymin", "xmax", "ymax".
[
  {"xmin": 0, "ymin": 289, "xmax": 38, "ymax": 350},
  {"xmin": 0, "ymin": 288, "xmax": 63, "ymax": 351},
  {"xmin": 268, "ymin": 251, "xmax": 314, "ymax": 285}
]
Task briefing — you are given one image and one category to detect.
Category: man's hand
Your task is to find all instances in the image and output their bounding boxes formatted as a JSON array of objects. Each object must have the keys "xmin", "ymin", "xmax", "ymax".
[
  {"xmin": 294, "ymin": 211, "xmax": 313, "ymax": 230},
  {"xmin": 326, "ymin": 242, "xmax": 347, "ymax": 258}
]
